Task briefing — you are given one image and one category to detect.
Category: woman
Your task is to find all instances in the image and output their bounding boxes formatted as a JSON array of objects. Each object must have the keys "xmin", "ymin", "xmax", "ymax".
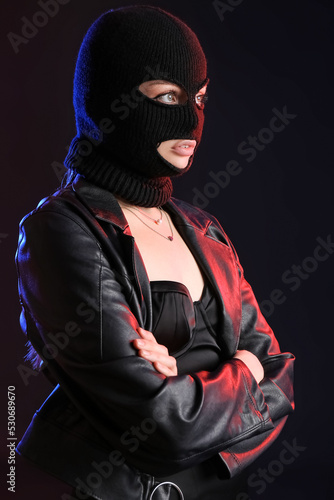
[{"xmin": 16, "ymin": 6, "xmax": 295, "ymax": 500}]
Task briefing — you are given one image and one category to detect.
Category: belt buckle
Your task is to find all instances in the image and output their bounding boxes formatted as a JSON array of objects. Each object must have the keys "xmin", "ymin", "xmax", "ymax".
[{"xmin": 149, "ymin": 481, "xmax": 185, "ymax": 500}]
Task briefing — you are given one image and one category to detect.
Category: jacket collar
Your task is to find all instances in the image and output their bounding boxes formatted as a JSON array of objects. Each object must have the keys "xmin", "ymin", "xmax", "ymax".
[
  {"xmin": 72, "ymin": 174, "xmax": 129, "ymax": 231},
  {"xmin": 72, "ymin": 174, "xmax": 212, "ymax": 235}
]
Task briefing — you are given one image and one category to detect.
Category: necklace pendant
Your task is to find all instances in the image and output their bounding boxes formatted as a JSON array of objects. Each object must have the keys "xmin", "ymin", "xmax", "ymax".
[
  {"xmin": 168, "ymin": 236, "xmax": 174, "ymax": 241},
  {"xmin": 155, "ymin": 218, "xmax": 162, "ymax": 225}
]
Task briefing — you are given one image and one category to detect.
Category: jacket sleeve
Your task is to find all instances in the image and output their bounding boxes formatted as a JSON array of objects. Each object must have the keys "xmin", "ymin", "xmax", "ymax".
[
  {"xmin": 216, "ymin": 230, "xmax": 295, "ymax": 477},
  {"xmin": 16, "ymin": 209, "xmax": 275, "ymax": 476}
]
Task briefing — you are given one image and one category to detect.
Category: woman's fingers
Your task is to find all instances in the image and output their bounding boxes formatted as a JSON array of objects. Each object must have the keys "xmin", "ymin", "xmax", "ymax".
[
  {"xmin": 133, "ymin": 338, "xmax": 168, "ymax": 356},
  {"xmin": 153, "ymin": 360, "xmax": 177, "ymax": 377},
  {"xmin": 136, "ymin": 347, "xmax": 177, "ymax": 376},
  {"xmin": 137, "ymin": 348, "xmax": 177, "ymax": 376},
  {"xmin": 133, "ymin": 327, "xmax": 178, "ymax": 376},
  {"xmin": 135, "ymin": 327, "xmax": 168, "ymax": 354},
  {"xmin": 233, "ymin": 349, "xmax": 264, "ymax": 383},
  {"xmin": 137, "ymin": 327, "xmax": 158, "ymax": 342}
]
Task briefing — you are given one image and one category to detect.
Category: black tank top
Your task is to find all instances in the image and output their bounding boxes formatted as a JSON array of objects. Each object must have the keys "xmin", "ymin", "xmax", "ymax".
[
  {"xmin": 150, "ymin": 280, "xmax": 249, "ymax": 499},
  {"xmin": 150, "ymin": 280, "xmax": 222, "ymax": 375}
]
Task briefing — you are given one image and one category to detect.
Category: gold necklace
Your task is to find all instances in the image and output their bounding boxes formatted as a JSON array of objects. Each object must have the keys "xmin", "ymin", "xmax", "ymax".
[{"xmin": 122, "ymin": 206, "xmax": 174, "ymax": 241}]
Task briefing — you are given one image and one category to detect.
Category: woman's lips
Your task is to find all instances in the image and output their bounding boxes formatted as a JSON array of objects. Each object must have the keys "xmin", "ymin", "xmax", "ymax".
[{"xmin": 171, "ymin": 140, "xmax": 197, "ymax": 157}]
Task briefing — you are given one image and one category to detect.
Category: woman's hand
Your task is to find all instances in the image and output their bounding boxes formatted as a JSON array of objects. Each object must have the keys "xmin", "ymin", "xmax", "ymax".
[
  {"xmin": 133, "ymin": 327, "xmax": 178, "ymax": 376},
  {"xmin": 233, "ymin": 350, "xmax": 264, "ymax": 383}
]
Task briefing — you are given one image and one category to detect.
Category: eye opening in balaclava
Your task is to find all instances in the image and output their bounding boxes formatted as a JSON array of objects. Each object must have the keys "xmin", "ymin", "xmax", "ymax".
[
  {"xmin": 137, "ymin": 76, "xmax": 209, "ymax": 110},
  {"xmin": 64, "ymin": 5, "xmax": 208, "ymax": 207}
]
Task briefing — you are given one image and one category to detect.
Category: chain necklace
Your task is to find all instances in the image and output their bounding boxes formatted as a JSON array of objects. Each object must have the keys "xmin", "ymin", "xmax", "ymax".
[
  {"xmin": 130, "ymin": 206, "xmax": 163, "ymax": 225},
  {"xmin": 122, "ymin": 206, "xmax": 174, "ymax": 241}
]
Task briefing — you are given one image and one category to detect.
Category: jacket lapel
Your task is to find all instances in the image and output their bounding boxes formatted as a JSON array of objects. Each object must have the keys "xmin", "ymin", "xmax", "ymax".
[
  {"xmin": 165, "ymin": 199, "xmax": 241, "ymax": 357},
  {"xmin": 72, "ymin": 176, "xmax": 153, "ymax": 330}
]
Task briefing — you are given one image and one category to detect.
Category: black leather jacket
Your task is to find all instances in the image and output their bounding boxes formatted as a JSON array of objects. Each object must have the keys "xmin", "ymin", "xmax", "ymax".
[{"xmin": 15, "ymin": 175, "xmax": 295, "ymax": 499}]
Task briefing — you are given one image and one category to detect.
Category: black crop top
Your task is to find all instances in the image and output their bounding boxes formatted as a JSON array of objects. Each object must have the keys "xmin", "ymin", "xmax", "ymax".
[{"xmin": 150, "ymin": 280, "xmax": 222, "ymax": 375}]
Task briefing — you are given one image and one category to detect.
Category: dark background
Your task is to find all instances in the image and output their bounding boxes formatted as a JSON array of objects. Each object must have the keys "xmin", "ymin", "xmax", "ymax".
[{"xmin": 1, "ymin": 0, "xmax": 333, "ymax": 499}]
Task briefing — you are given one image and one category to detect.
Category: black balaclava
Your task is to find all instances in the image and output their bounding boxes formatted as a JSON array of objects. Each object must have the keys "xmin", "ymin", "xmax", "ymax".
[{"xmin": 64, "ymin": 5, "xmax": 208, "ymax": 207}]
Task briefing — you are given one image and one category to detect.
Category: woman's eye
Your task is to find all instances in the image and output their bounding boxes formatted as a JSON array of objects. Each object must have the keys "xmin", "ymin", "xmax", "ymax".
[
  {"xmin": 155, "ymin": 91, "xmax": 178, "ymax": 104},
  {"xmin": 152, "ymin": 90, "xmax": 207, "ymax": 107},
  {"xmin": 195, "ymin": 93, "xmax": 208, "ymax": 109}
]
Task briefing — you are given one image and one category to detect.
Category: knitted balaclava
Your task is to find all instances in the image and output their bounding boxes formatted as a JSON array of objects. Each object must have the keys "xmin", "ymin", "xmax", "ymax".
[{"xmin": 64, "ymin": 5, "xmax": 208, "ymax": 206}]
